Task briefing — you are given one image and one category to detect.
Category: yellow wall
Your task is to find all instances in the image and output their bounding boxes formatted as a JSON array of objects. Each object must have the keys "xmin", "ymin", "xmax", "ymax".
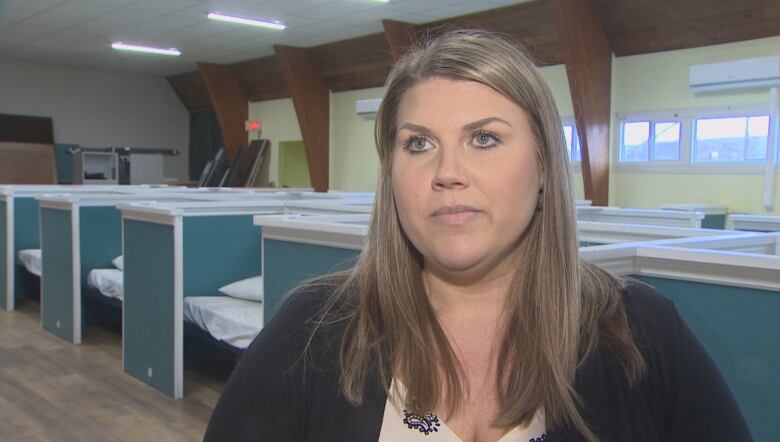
[
  {"xmin": 329, "ymin": 87, "xmax": 385, "ymax": 191},
  {"xmin": 612, "ymin": 173, "xmax": 780, "ymax": 214},
  {"xmin": 610, "ymin": 35, "xmax": 780, "ymax": 214}
]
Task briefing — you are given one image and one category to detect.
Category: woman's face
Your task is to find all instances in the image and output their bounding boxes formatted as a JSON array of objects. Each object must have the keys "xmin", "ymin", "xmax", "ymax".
[{"xmin": 391, "ymin": 77, "xmax": 542, "ymax": 282}]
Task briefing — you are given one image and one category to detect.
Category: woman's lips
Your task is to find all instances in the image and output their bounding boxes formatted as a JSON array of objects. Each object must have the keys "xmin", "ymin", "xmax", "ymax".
[{"xmin": 431, "ymin": 205, "xmax": 481, "ymax": 225}]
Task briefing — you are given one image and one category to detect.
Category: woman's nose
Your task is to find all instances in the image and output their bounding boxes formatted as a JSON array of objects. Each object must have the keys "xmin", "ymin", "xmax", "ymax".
[{"xmin": 431, "ymin": 146, "xmax": 469, "ymax": 191}]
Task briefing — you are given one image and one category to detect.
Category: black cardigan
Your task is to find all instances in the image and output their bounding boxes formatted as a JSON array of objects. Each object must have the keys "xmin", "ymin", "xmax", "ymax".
[{"xmin": 204, "ymin": 281, "xmax": 751, "ymax": 441}]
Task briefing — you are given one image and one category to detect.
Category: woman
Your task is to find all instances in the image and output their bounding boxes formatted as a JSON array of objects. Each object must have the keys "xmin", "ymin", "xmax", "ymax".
[{"xmin": 205, "ymin": 29, "xmax": 750, "ymax": 441}]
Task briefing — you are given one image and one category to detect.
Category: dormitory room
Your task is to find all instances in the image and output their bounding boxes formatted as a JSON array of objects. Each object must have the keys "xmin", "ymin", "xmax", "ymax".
[{"xmin": 0, "ymin": 0, "xmax": 777, "ymax": 440}]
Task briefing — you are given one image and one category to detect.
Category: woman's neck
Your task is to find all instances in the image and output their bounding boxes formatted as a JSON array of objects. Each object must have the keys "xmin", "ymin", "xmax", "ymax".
[{"xmin": 423, "ymin": 266, "xmax": 514, "ymax": 324}]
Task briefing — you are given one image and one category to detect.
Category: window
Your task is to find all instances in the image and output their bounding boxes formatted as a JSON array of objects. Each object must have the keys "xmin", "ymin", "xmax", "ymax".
[
  {"xmin": 615, "ymin": 105, "xmax": 771, "ymax": 173},
  {"xmin": 619, "ymin": 120, "xmax": 680, "ymax": 162},
  {"xmin": 620, "ymin": 121, "xmax": 650, "ymax": 161},
  {"xmin": 562, "ymin": 122, "xmax": 581, "ymax": 162},
  {"xmin": 692, "ymin": 115, "xmax": 769, "ymax": 163},
  {"xmin": 653, "ymin": 122, "xmax": 681, "ymax": 160}
]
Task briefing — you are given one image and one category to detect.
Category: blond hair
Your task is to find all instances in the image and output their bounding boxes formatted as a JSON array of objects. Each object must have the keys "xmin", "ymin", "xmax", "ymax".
[{"xmin": 317, "ymin": 29, "xmax": 643, "ymax": 441}]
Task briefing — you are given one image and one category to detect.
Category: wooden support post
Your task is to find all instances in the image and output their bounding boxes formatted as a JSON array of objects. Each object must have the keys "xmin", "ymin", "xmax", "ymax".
[
  {"xmin": 274, "ymin": 45, "xmax": 330, "ymax": 192},
  {"xmin": 552, "ymin": 0, "xmax": 612, "ymax": 206},
  {"xmin": 198, "ymin": 63, "xmax": 248, "ymax": 161},
  {"xmin": 382, "ymin": 20, "xmax": 416, "ymax": 61}
]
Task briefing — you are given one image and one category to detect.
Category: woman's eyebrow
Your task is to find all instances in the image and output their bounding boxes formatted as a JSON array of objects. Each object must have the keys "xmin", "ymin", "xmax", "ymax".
[
  {"xmin": 398, "ymin": 117, "xmax": 512, "ymax": 135},
  {"xmin": 397, "ymin": 122, "xmax": 433, "ymax": 135},
  {"xmin": 462, "ymin": 117, "xmax": 513, "ymax": 132}
]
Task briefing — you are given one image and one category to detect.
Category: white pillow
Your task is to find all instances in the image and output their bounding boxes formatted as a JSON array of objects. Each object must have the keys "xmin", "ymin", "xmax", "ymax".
[
  {"xmin": 218, "ymin": 276, "xmax": 263, "ymax": 302},
  {"xmin": 112, "ymin": 255, "xmax": 124, "ymax": 270}
]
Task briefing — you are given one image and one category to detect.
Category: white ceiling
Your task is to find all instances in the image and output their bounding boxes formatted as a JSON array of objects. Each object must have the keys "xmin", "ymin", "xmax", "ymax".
[{"xmin": 0, "ymin": 0, "xmax": 524, "ymax": 77}]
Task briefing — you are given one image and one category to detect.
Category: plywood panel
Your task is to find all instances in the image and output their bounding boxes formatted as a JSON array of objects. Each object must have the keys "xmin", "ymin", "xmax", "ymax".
[
  {"xmin": 167, "ymin": 0, "xmax": 780, "ymax": 111},
  {"xmin": 309, "ymin": 33, "xmax": 395, "ymax": 92},
  {"xmin": 593, "ymin": 0, "xmax": 780, "ymax": 55},
  {"xmin": 229, "ymin": 56, "xmax": 289, "ymax": 102},
  {"xmin": 420, "ymin": 1, "xmax": 563, "ymax": 66},
  {"xmin": 166, "ymin": 72, "xmax": 211, "ymax": 111},
  {"xmin": 383, "ymin": 20, "xmax": 418, "ymax": 61},
  {"xmin": 0, "ymin": 142, "xmax": 56, "ymax": 184}
]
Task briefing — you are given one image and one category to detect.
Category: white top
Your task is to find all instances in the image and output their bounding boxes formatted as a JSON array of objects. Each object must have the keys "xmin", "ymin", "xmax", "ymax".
[
  {"xmin": 378, "ymin": 379, "xmax": 546, "ymax": 442},
  {"xmin": 660, "ymin": 204, "xmax": 728, "ymax": 215}
]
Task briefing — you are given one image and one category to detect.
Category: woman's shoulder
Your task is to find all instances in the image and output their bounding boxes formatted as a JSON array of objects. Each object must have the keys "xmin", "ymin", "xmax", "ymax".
[
  {"xmin": 251, "ymin": 276, "xmax": 350, "ymax": 356},
  {"xmin": 619, "ymin": 279, "xmax": 680, "ymax": 341},
  {"xmin": 568, "ymin": 279, "xmax": 752, "ymax": 441},
  {"xmin": 203, "ymin": 278, "xmax": 351, "ymax": 441}
]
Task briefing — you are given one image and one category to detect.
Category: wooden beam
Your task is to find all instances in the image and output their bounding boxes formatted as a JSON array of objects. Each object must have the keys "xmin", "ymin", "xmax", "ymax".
[
  {"xmin": 274, "ymin": 45, "xmax": 330, "ymax": 192},
  {"xmin": 552, "ymin": 0, "xmax": 612, "ymax": 206},
  {"xmin": 197, "ymin": 62, "xmax": 248, "ymax": 160},
  {"xmin": 382, "ymin": 20, "xmax": 416, "ymax": 61}
]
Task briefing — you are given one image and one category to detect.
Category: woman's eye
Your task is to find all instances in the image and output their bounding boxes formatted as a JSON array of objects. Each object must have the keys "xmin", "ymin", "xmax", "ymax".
[
  {"xmin": 471, "ymin": 131, "xmax": 499, "ymax": 149},
  {"xmin": 404, "ymin": 136, "xmax": 432, "ymax": 153}
]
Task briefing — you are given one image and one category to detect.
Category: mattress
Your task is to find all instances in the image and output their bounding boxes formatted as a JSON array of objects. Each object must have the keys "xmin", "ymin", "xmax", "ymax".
[
  {"xmin": 183, "ymin": 296, "xmax": 263, "ymax": 349},
  {"xmin": 87, "ymin": 269, "xmax": 124, "ymax": 301},
  {"xmin": 18, "ymin": 249, "xmax": 42, "ymax": 277}
]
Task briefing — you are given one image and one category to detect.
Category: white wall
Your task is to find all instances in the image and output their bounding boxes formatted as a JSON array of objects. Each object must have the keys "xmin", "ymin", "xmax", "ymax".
[{"xmin": 0, "ymin": 59, "xmax": 189, "ymax": 180}]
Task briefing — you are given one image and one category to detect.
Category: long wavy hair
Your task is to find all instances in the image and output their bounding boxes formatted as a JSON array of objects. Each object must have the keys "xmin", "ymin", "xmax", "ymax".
[{"xmin": 316, "ymin": 28, "xmax": 644, "ymax": 441}]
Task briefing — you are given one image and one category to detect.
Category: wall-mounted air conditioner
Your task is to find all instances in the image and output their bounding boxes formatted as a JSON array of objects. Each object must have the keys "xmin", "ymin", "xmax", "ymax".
[
  {"xmin": 689, "ymin": 55, "xmax": 780, "ymax": 93},
  {"xmin": 356, "ymin": 98, "xmax": 382, "ymax": 118}
]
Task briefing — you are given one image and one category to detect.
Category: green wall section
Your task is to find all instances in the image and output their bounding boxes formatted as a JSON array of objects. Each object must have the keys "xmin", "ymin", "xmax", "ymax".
[
  {"xmin": 636, "ymin": 275, "xmax": 779, "ymax": 442},
  {"xmin": 182, "ymin": 216, "xmax": 261, "ymax": 297},
  {"xmin": 278, "ymin": 140, "xmax": 310, "ymax": 188},
  {"xmin": 40, "ymin": 208, "xmax": 74, "ymax": 342},
  {"xmin": 14, "ymin": 197, "xmax": 40, "ymax": 298},
  {"xmin": 123, "ymin": 219, "xmax": 176, "ymax": 397},
  {"xmin": 263, "ymin": 239, "xmax": 358, "ymax": 321}
]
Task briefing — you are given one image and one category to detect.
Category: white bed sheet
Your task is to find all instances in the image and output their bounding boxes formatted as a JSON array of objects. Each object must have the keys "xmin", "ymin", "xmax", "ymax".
[
  {"xmin": 18, "ymin": 249, "xmax": 42, "ymax": 277},
  {"xmin": 183, "ymin": 296, "xmax": 263, "ymax": 349},
  {"xmin": 87, "ymin": 269, "xmax": 124, "ymax": 301}
]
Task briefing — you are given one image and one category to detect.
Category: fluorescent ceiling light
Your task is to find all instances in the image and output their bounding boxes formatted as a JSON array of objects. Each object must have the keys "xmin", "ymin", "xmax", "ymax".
[
  {"xmin": 111, "ymin": 42, "xmax": 181, "ymax": 56},
  {"xmin": 207, "ymin": 12, "xmax": 286, "ymax": 30}
]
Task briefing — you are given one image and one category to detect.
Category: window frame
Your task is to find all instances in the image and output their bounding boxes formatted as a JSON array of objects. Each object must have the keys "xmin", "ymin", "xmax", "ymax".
[{"xmin": 613, "ymin": 104, "xmax": 771, "ymax": 174}]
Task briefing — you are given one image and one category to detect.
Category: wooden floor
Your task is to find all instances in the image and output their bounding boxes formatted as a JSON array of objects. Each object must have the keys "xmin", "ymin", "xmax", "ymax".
[{"xmin": 0, "ymin": 298, "xmax": 226, "ymax": 442}]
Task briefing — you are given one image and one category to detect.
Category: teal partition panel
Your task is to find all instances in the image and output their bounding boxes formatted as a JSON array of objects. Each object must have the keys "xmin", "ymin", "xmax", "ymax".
[
  {"xmin": 14, "ymin": 197, "xmax": 40, "ymax": 298},
  {"xmin": 123, "ymin": 219, "xmax": 176, "ymax": 396},
  {"xmin": 1, "ymin": 201, "xmax": 7, "ymax": 310},
  {"xmin": 636, "ymin": 275, "xmax": 779, "ymax": 442},
  {"xmin": 263, "ymin": 239, "xmax": 359, "ymax": 321},
  {"xmin": 40, "ymin": 208, "xmax": 74, "ymax": 342},
  {"xmin": 54, "ymin": 144, "xmax": 76, "ymax": 184},
  {"xmin": 702, "ymin": 214, "xmax": 726, "ymax": 230},
  {"xmin": 79, "ymin": 206, "xmax": 121, "ymax": 289},
  {"xmin": 182, "ymin": 216, "xmax": 261, "ymax": 297}
]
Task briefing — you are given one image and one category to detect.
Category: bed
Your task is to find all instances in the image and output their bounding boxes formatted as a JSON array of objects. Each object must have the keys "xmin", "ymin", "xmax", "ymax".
[
  {"xmin": 87, "ymin": 268, "xmax": 123, "ymax": 301},
  {"xmin": 86, "ymin": 265, "xmax": 262, "ymax": 350},
  {"xmin": 17, "ymin": 248, "xmax": 42, "ymax": 277}
]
